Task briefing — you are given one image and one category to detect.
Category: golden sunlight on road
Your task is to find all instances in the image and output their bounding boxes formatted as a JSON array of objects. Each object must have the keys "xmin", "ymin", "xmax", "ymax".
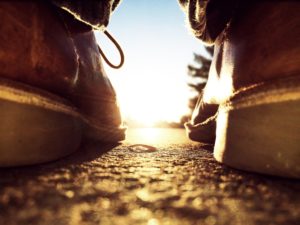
[{"xmin": 125, "ymin": 128, "xmax": 193, "ymax": 145}]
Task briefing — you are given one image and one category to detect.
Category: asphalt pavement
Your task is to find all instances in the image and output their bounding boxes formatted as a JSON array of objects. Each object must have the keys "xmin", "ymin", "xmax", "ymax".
[{"xmin": 0, "ymin": 128, "xmax": 299, "ymax": 225}]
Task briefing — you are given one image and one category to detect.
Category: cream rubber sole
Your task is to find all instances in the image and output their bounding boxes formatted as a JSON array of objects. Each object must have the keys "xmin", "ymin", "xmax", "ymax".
[
  {"xmin": 214, "ymin": 76, "xmax": 300, "ymax": 178},
  {"xmin": 0, "ymin": 78, "xmax": 125, "ymax": 167},
  {"xmin": 0, "ymin": 78, "xmax": 83, "ymax": 166}
]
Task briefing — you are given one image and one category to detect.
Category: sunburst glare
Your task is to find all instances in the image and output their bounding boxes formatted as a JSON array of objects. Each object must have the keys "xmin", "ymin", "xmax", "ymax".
[{"xmin": 95, "ymin": 0, "xmax": 208, "ymax": 126}]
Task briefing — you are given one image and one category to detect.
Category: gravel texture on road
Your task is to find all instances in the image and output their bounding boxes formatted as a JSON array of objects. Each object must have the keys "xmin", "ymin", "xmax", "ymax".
[{"xmin": 0, "ymin": 128, "xmax": 299, "ymax": 225}]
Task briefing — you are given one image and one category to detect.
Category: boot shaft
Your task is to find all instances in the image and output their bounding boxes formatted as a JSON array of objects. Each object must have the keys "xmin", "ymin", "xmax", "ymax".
[
  {"xmin": 228, "ymin": 1, "xmax": 300, "ymax": 87},
  {"xmin": 0, "ymin": 1, "xmax": 78, "ymax": 96},
  {"xmin": 204, "ymin": 1, "xmax": 300, "ymax": 104}
]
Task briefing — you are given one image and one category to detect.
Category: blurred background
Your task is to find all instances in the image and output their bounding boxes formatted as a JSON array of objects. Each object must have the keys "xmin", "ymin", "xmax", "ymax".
[{"xmin": 95, "ymin": 0, "xmax": 212, "ymax": 127}]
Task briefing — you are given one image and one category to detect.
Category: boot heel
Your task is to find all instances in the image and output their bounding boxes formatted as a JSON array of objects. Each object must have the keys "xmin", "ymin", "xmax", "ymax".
[
  {"xmin": 214, "ymin": 77, "xmax": 300, "ymax": 178},
  {"xmin": 0, "ymin": 79, "xmax": 82, "ymax": 166}
]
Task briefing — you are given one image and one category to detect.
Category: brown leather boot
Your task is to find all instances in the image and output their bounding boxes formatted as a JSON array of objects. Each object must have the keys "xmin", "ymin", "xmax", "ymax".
[
  {"xmin": 203, "ymin": 2, "xmax": 300, "ymax": 178},
  {"xmin": 0, "ymin": 1, "xmax": 125, "ymax": 166}
]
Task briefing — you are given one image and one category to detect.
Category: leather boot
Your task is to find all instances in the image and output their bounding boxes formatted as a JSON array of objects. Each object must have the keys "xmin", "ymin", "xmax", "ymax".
[
  {"xmin": 0, "ymin": 1, "xmax": 125, "ymax": 166},
  {"xmin": 203, "ymin": 2, "xmax": 300, "ymax": 178}
]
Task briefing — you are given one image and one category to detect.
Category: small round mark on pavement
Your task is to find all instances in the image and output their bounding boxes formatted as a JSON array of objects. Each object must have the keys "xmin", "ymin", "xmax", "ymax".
[{"xmin": 129, "ymin": 144, "xmax": 157, "ymax": 153}]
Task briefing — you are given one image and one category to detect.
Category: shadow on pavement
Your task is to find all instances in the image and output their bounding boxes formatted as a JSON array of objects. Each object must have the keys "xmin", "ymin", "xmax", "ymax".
[{"xmin": 0, "ymin": 140, "xmax": 119, "ymax": 181}]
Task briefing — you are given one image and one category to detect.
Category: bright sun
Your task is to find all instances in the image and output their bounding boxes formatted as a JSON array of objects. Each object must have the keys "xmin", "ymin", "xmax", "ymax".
[{"xmin": 109, "ymin": 65, "xmax": 191, "ymax": 127}]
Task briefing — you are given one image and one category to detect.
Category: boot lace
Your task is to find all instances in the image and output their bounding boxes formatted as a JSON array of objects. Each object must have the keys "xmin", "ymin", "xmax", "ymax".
[{"xmin": 98, "ymin": 30, "xmax": 125, "ymax": 69}]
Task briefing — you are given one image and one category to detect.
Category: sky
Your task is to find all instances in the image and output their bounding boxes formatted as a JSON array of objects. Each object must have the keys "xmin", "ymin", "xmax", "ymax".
[{"xmin": 95, "ymin": 0, "xmax": 208, "ymax": 126}]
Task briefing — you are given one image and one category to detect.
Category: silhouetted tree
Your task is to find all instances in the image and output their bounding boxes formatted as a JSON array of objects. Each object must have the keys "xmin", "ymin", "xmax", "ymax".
[{"xmin": 187, "ymin": 47, "xmax": 213, "ymax": 111}]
